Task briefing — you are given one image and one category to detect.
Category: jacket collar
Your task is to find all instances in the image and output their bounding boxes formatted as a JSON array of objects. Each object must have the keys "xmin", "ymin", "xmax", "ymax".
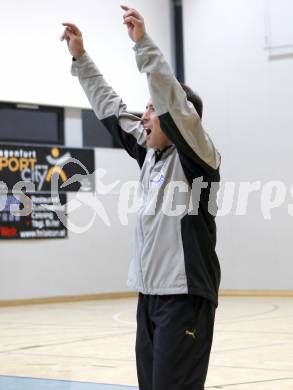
[{"xmin": 154, "ymin": 144, "xmax": 175, "ymax": 161}]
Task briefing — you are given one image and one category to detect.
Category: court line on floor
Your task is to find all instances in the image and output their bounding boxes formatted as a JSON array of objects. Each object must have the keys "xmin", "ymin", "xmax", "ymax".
[
  {"xmin": 206, "ymin": 376, "xmax": 293, "ymax": 388},
  {"xmin": 112, "ymin": 311, "xmax": 136, "ymax": 327},
  {"xmin": 216, "ymin": 304, "xmax": 280, "ymax": 324},
  {"xmin": 215, "ymin": 329, "xmax": 293, "ymax": 335},
  {"xmin": 212, "ymin": 341, "xmax": 288, "ymax": 354},
  {"xmin": 7, "ymin": 351, "xmax": 135, "ymax": 363},
  {"xmin": 0, "ymin": 330, "xmax": 135, "ymax": 355},
  {"xmin": 210, "ymin": 363, "xmax": 293, "ymax": 373}
]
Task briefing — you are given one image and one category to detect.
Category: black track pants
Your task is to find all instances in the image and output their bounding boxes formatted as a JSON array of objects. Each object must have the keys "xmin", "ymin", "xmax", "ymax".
[{"xmin": 135, "ymin": 293, "xmax": 216, "ymax": 390}]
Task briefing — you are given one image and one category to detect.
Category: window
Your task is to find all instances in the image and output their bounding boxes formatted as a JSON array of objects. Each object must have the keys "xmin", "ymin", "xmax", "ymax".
[
  {"xmin": 82, "ymin": 109, "xmax": 121, "ymax": 148},
  {"xmin": 0, "ymin": 103, "xmax": 64, "ymax": 145},
  {"xmin": 82, "ymin": 109, "xmax": 143, "ymax": 149}
]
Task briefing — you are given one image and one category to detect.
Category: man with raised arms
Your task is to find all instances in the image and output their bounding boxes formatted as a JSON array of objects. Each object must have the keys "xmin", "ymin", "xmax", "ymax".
[{"xmin": 61, "ymin": 5, "xmax": 221, "ymax": 389}]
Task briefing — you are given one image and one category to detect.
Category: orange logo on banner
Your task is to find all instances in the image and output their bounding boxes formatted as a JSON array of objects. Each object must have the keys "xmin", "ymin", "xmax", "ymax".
[{"xmin": 45, "ymin": 148, "xmax": 68, "ymax": 183}]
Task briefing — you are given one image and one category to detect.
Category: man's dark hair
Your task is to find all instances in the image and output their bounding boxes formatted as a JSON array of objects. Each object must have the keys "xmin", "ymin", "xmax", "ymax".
[{"xmin": 180, "ymin": 82, "xmax": 203, "ymax": 119}]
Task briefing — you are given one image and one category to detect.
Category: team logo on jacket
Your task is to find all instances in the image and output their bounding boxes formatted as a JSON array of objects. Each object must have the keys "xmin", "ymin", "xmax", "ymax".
[{"xmin": 150, "ymin": 173, "xmax": 165, "ymax": 187}]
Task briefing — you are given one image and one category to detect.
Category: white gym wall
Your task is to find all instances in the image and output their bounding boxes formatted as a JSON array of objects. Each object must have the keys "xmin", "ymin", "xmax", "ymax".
[
  {"xmin": 1, "ymin": 0, "xmax": 292, "ymax": 301},
  {"xmin": 0, "ymin": 0, "xmax": 171, "ymax": 112},
  {"xmin": 183, "ymin": 0, "xmax": 293, "ymax": 290},
  {"xmin": 0, "ymin": 0, "xmax": 171, "ymax": 300}
]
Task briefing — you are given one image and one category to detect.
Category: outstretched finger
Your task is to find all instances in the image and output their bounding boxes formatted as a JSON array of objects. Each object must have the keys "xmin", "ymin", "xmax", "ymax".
[
  {"xmin": 60, "ymin": 27, "xmax": 75, "ymax": 41},
  {"xmin": 62, "ymin": 22, "xmax": 81, "ymax": 34},
  {"xmin": 60, "ymin": 29, "xmax": 69, "ymax": 41},
  {"xmin": 123, "ymin": 16, "xmax": 142, "ymax": 25},
  {"xmin": 123, "ymin": 9, "xmax": 141, "ymax": 19},
  {"xmin": 121, "ymin": 5, "xmax": 142, "ymax": 19}
]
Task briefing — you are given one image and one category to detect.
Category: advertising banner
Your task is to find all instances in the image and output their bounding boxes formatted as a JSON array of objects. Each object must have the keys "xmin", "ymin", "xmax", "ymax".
[
  {"xmin": 0, "ymin": 193, "xmax": 67, "ymax": 239},
  {"xmin": 0, "ymin": 144, "xmax": 95, "ymax": 192}
]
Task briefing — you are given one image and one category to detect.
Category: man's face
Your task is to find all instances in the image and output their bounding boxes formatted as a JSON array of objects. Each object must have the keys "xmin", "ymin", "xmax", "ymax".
[{"xmin": 142, "ymin": 99, "xmax": 172, "ymax": 150}]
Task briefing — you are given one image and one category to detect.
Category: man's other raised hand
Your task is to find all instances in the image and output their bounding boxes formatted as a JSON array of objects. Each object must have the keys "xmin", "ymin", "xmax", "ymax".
[
  {"xmin": 60, "ymin": 23, "xmax": 85, "ymax": 59},
  {"xmin": 121, "ymin": 5, "xmax": 146, "ymax": 43}
]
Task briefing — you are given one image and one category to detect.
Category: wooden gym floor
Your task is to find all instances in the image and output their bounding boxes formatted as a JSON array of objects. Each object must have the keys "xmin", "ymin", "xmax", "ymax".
[{"xmin": 0, "ymin": 296, "xmax": 292, "ymax": 389}]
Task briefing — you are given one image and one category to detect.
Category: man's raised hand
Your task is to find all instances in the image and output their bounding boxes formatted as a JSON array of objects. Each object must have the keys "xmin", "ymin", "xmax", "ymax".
[
  {"xmin": 121, "ymin": 5, "xmax": 146, "ymax": 43},
  {"xmin": 60, "ymin": 23, "xmax": 85, "ymax": 59}
]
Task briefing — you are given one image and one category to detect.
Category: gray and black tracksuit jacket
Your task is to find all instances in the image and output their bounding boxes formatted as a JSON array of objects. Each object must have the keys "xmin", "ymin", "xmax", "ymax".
[{"xmin": 72, "ymin": 34, "xmax": 221, "ymax": 307}]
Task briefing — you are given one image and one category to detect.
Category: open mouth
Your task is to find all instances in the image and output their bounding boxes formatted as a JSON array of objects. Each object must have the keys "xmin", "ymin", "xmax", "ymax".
[{"xmin": 145, "ymin": 128, "xmax": 152, "ymax": 136}]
